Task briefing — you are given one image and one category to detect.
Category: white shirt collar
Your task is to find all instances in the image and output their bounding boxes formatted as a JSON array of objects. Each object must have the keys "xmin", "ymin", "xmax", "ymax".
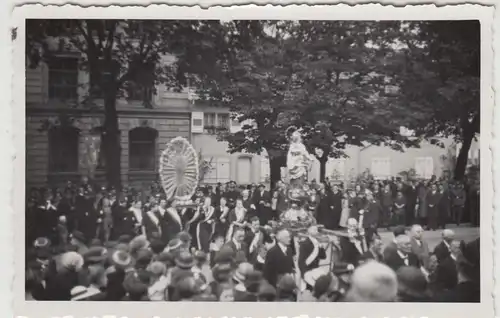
[
  {"xmin": 232, "ymin": 239, "xmax": 240, "ymax": 250},
  {"xmin": 397, "ymin": 250, "xmax": 408, "ymax": 259},
  {"xmin": 278, "ymin": 242, "xmax": 288, "ymax": 254},
  {"xmin": 450, "ymin": 254, "xmax": 457, "ymax": 261}
]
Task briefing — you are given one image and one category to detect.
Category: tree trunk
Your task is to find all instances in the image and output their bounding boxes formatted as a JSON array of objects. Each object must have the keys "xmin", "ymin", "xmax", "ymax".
[
  {"xmin": 269, "ymin": 156, "xmax": 286, "ymax": 189},
  {"xmin": 318, "ymin": 157, "xmax": 327, "ymax": 183},
  {"xmin": 103, "ymin": 94, "xmax": 122, "ymax": 190},
  {"xmin": 454, "ymin": 130, "xmax": 474, "ymax": 181}
]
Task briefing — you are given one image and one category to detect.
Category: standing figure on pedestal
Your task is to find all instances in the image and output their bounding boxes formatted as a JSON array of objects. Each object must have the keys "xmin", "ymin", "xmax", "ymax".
[{"xmin": 286, "ymin": 128, "xmax": 314, "ymax": 192}]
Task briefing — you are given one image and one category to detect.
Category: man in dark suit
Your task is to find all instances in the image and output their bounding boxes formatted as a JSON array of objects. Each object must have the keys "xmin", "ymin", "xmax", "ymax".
[
  {"xmin": 252, "ymin": 184, "xmax": 271, "ymax": 225},
  {"xmin": 404, "ymin": 180, "xmax": 418, "ymax": 226},
  {"xmin": 222, "ymin": 227, "xmax": 248, "ymax": 264},
  {"xmin": 409, "ymin": 224, "xmax": 431, "ymax": 269},
  {"xmin": 298, "ymin": 226, "xmax": 327, "ymax": 289},
  {"xmin": 383, "ymin": 225, "xmax": 407, "ymax": 259},
  {"xmin": 338, "ymin": 218, "xmax": 366, "ymax": 267},
  {"xmin": 263, "ymin": 229, "xmax": 295, "ymax": 287},
  {"xmin": 434, "ymin": 240, "xmax": 460, "ymax": 291},
  {"xmin": 275, "ymin": 181, "xmax": 289, "ymax": 216},
  {"xmin": 433, "ymin": 229, "xmax": 455, "ymax": 263},
  {"xmin": 384, "ymin": 234, "xmax": 420, "ymax": 272},
  {"xmin": 362, "ymin": 191, "xmax": 382, "ymax": 245}
]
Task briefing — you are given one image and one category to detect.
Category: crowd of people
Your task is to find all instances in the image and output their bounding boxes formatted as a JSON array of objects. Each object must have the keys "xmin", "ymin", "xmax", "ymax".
[{"xmin": 25, "ymin": 175, "xmax": 480, "ymax": 302}]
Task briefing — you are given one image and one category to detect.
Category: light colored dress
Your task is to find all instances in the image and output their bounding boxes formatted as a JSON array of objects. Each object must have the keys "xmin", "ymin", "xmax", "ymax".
[
  {"xmin": 287, "ymin": 142, "xmax": 313, "ymax": 181},
  {"xmin": 339, "ymin": 198, "xmax": 350, "ymax": 228}
]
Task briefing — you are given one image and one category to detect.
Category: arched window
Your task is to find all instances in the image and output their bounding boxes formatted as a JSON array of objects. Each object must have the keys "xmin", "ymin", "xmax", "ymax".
[
  {"xmin": 48, "ymin": 126, "xmax": 79, "ymax": 172},
  {"xmin": 129, "ymin": 127, "xmax": 158, "ymax": 171}
]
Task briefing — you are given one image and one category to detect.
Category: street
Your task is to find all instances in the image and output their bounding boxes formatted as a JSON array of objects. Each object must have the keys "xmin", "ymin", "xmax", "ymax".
[{"xmin": 378, "ymin": 224, "xmax": 480, "ymax": 251}]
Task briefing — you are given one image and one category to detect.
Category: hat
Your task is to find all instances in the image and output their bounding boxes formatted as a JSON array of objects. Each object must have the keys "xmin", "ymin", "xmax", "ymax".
[
  {"xmin": 135, "ymin": 249, "xmax": 153, "ymax": 267},
  {"xmin": 165, "ymin": 238, "xmax": 183, "ymax": 253},
  {"xmin": 148, "ymin": 261, "xmax": 167, "ymax": 276},
  {"xmin": 176, "ymin": 232, "xmax": 192, "ymax": 244},
  {"xmin": 70, "ymin": 231, "xmax": 86, "ymax": 244},
  {"xmin": 313, "ymin": 274, "xmax": 335, "ymax": 297},
  {"xmin": 33, "ymin": 237, "xmax": 51, "ymax": 249},
  {"xmin": 244, "ymin": 270, "xmax": 263, "ymax": 293},
  {"xmin": 89, "ymin": 239, "xmax": 102, "ymax": 247},
  {"xmin": 277, "ymin": 274, "xmax": 297, "ymax": 293},
  {"xmin": 258, "ymin": 282, "xmax": 277, "ymax": 299},
  {"xmin": 83, "ymin": 246, "xmax": 108, "ymax": 264},
  {"xmin": 104, "ymin": 241, "xmax": 118, "ymax": 249},
  {"xmin": 118, "ymin": 234, "xmax": 133, "ymax": 244},
  {"xmin": 193, "ymin": 251, "xmax": 207, "ymax": 262},
  {"xmin": 150, "ymin": 239, "xmax": 167, "ymax": 254},
  {"xmin": 109, "ymin": 250, "xmax": 133, "ymax": 270},
  {"xmin": 213, "ymin": 247, "xmax": 235, "ymax": 264},
  {"xmin": 35, "ymin": 247, "xmax": 51, "ymax": 260},
  {"xmin": 156, "ymin": 251, "xmax": 175, "ymax": 265},
  {"xmin": 233, "ymin": 262, "xmax": 254, "ymax": 283},
  {"xmin": 332, "ymin": 263, "xmax": 355, "ymax": 276},
  {"xmin": 114, "ymin": 243, "xmax": 129, "ymax": 253},
  {"xmin": 70, "ymin": 285, "xmax": 101, "ymax": 301},
  {"xmin": 213, "ymin": 263, "xmax": 232, "ymax": 274},
  {"xmin": 123, "ymin": 271, "xmax": 149, "ymax": 295},
  {"xmin": 258, "ymin": 183, "xmax": 265, "ymax": 188},
  {"xmin": 129, "ymin": 235, "xmax": 149, "ymax": 254},
  {"xmin": 175, "ymin": 251, "xmax": 195, "ymax": 269},
  {"xmin": 61, "ymin": 251, "xmax": 84, "ymax": 272},
  {"xmin": 392, "ymin": 225, "xmax": 407, "ymax": 238}
]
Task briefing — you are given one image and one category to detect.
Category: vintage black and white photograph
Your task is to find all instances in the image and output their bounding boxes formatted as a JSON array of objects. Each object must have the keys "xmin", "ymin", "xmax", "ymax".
[{"xmin": 21, "ymin": 14, "xmax": 487, "ymax": 307}]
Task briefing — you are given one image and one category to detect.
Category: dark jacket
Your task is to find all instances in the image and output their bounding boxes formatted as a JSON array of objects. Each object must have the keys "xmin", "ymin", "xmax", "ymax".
[
  {"xmin": 263, "ymin": 244, "xmax": 295, "ymax": 287},
  {"xmin": 298, "ymin": 236, "xmax": 326, "ymax": 277},
  {"xmin": 384, "ymin": 249, "xmax": 420, "ymax": 272}
]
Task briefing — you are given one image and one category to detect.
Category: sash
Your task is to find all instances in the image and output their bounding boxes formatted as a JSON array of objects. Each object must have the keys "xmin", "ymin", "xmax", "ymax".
[
  {"xmin": 249, "ymin": 231, "xmax": 261, "ymax": 254},
  {"xmin": 166, "ymin": 207, "xmax": 182, "ymax": 228},
  {"xmin": 305, "ymin": 236, "xmax": 320, "ymax": 266},
  {"xmin": 147, "ymin": 211, "xmax": 160, "ymax": 227}
]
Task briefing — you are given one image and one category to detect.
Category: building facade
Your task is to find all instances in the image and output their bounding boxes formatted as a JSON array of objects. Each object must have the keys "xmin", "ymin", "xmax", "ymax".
[
  {"xmin": 25, "ymin": 56, "xmax": 193, "ymax": 190},
  {"xmin": 189, "ymin": 106, "xmax": 268, "ymax": 186},
  {"xmin": 25, "ymin": 55, "xmax": 479, "ymax": 190}
]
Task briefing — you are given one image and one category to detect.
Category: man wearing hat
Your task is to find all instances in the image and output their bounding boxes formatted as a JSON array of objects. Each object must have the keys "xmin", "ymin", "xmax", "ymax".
[
  {"xmin": 252, "ymin": 184, "xmax": 271, "ymax": 224},
  {"xmin": 74, "ymin": 187, "xmax": 99, "ymax": 243},
  {"xmin": 225, "ymin": 181, "xmax": 240, "ymax": 209}
]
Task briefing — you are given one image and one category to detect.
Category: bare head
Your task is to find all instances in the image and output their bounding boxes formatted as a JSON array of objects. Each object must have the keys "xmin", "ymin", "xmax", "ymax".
[
  {"xmin": 307, "ymin": 225, "xmax": 319, "ymax": 237},
  {"xmin": 442, "ymin": 229, "xmax": 455, "ymax": 242},
  {"xmin": 345, "ymin": 260, "xmax": 398, "ymax": 302},
  {"xmin": 410, "ymin": 224, "xmax": 424, "ymax": 240},
  {"xmin": 276, "ymin": 229, "xmax": 291, "ymax": 246},
  {"xmin": 395, "ymin": 235, "xmax": 412, "ymax": 254},
  {"xmin": 347, "ymin": 218, "xmax": 358, "ymax": 231}
]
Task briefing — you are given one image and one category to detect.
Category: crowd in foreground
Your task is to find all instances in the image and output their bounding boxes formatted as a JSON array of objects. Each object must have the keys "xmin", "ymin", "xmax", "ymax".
[{"xmin": 25, "ymin": 176, "xmax": 480, "ymax": 302}]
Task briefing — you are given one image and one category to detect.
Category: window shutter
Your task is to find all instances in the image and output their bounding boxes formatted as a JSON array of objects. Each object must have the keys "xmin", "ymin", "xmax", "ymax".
[
  {"xmin": 425, "ymin": 157, "xmax": 434, "ymax": 179},
  {"xmin": 191, "ymin": 112, "xmax": 204, "ymax": 133},
  {"xmin": 217, "ymin": 158, "xmax": 230, "ymax": 183},
  {"xmin": 260, "ymin": 156, "xmax": 270, "ymax": 183},
  {"xmin": 372, "ymin": 157, "xmax": 390, "ymax": 180},
  {"xmin": 415, "ymin": 157, "xmax": 433, "ymax": 179}
]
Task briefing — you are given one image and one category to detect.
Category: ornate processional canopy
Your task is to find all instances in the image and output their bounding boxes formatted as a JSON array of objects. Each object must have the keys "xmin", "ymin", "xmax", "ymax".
[{"xmin": 159, "ymin": 136, "xmax": 199, "ymax": 203}]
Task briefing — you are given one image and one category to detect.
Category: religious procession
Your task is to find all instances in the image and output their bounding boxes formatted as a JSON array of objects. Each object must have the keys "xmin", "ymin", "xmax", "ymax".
[
  {"xmin": 24, "ymin": 19, "xmax": 481, "ymax": 304},
  {"xmin": 25, "ymin": 132, "xmax": 480, "ymax": 303}
]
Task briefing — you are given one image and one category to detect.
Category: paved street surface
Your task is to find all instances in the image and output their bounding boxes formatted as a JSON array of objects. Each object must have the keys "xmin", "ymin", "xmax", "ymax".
[
  {"xmin": 378, "ymin": 224, "xmax": 480, "ymax": 251},
  {"xmin": 315, "ymin": 225, "xmax": 480, "ymax": 269},
  {"xmin": 297, "ymin": 225, "xmax": 480, "ymax": 300}
]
